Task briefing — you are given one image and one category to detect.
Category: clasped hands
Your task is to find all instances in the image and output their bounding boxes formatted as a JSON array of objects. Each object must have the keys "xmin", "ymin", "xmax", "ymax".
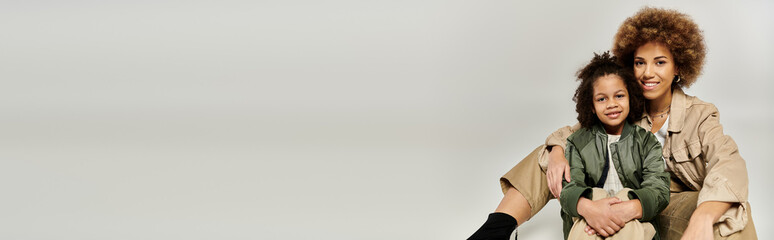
[
  {"xmin": 577, "ymin": 196, "xmax": 640, "ymax": 237},
  {"xmin": 547, "ymin": 147, "xmax": 639, "ymax": 237}
]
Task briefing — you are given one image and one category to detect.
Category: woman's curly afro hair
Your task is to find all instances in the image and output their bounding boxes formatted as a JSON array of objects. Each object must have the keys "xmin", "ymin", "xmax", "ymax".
[
  {"xmin": 612, "ymin": 7, "xmax": 706, "ymax": 88},
  {"xmin": 574, "ymin": 52, "xmax": 644, "ymax": 129}
]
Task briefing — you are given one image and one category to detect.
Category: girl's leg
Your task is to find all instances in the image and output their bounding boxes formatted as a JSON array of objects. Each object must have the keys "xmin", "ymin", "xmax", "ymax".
[
  {"xmin": 608, "ymin": 188, "xmax": 655, "ymax": 240},
  {"xmin": 568, "ymin": 218, "xmax": 604, "ymax": 240},
  {"xmin": 567, "ymin": 188, "xmax": 609, "ymax": 240},
  {"xmin": 607, "ymin": 221, "xmax": 655, "ymax": 240}
]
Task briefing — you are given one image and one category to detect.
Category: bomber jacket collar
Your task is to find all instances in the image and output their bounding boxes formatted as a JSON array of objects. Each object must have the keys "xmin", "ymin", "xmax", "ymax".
[
  {"xmin": 639, "ymin": 88, "xmax": 689, "ymax": 133},
  {"xmin": 591, "ymin": 120, "xmax": 635, "ymax": 140}
]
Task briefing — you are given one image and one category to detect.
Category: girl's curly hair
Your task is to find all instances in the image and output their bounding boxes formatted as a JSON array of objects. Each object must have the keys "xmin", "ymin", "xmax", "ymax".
[
  {"xmin": 612, "ymin": 7, "xmax": 706, "ymax": 88},
  {"xmin": 574, "ymin": 52, "xmax": 644, "ymax": 129}
]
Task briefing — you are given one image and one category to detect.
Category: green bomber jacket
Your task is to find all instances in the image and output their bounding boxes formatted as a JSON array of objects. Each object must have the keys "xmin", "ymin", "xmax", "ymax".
[{"xmin": 559, "ymin": 121, "xmax": 670, "ymax": 239}]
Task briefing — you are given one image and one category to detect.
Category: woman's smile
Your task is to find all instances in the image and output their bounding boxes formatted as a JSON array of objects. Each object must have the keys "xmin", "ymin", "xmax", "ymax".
[{"xmin": 640, "ymin": 80, "xmax": 660, "ymax": 90}]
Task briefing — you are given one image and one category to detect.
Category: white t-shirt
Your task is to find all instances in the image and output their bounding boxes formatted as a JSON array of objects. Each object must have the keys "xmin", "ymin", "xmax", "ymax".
[
  {"xmin": 603, "ymin": 134, "xmax": 624, "ymax": 196},
  {"xmin": 653, "ymin": 116, "xmax": 669, "ymax": 170}
]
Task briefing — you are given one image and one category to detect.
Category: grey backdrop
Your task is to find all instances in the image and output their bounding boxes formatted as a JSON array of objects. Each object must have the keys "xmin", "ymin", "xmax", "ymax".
[{"xmin": 1, "ymin": 0, "xmax": 772, "ymax": 239}]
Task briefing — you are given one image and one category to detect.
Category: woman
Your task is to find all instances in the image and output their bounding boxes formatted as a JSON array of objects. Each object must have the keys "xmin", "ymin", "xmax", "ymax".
[{"xmin": 468, "ymin": 7, "xmax": 756, "ymax": 240}]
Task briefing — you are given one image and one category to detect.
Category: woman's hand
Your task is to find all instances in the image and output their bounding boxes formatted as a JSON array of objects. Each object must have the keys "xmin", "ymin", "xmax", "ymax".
[
  {"xmin": 679, "ymin": 201, "xmax": 731, "ymax": 240},
  {"xmin": 547, "ymin": 146, "xmax": 570, "ymax": 198},
  {"xmin": 577, "ymin": 197, "xmax": 626, "ymax": 237},
  {"xmin": 680, "ymin": 217, "xmax": 713, "ymax": 240}
]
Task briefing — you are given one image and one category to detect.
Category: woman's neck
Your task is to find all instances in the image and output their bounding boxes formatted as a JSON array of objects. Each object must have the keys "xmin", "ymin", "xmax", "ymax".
[{"xmin": 648, "ymin": 88, "xmax": 673, "ymax": 115}]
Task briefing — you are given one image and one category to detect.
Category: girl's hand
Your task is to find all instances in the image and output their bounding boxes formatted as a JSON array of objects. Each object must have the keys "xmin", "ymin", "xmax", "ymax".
[
  {"xmin": 547, "ymin": 146, "xmax": 570, "ymax": 198},
  {"xmin": 578, "ymin": 197, "xmax": 626, "ymax": 237},
  {"xmin": 583, "ymin": 199, "xmax": 641, "ymax": 236},
  {"xmin": 610, "ymin": 199, "xmax": 642, "ymax": 223},
  {"xmin": 584, "ymin": 225, "xmax": 597, "ymax": 236}
]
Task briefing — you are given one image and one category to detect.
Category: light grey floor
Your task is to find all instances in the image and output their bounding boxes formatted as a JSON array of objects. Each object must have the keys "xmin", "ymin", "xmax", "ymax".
[{"xmin": 1, "ymin": 1, "xmax": 771, "ymax": 239}]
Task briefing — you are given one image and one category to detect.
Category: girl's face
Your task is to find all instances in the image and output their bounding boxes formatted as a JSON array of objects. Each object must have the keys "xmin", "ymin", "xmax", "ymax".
[
  {"xmin": 634, "ymin": 41, "xmax": 678, "ymax": 101},
  {"xmin": 592, "ymin": 74, "xmax": 630, "ymax": 135}
]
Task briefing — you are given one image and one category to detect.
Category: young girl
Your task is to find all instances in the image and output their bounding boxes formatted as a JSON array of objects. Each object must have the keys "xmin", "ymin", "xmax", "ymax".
[{"xmin": 558, "ymin": 52, "xmax": 669, "ymax": 240}]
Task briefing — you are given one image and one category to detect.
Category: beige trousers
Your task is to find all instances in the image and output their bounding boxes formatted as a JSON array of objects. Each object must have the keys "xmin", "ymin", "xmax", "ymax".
[
  {"xmin": 658, "ymin": 179, "xmax": 758, "ymax": 240},
  {"xmin": 500, "ymin": 145, "xmax": 758, "ymax": 239},
  {"xmin": 567, "ymin": 188, "xmax": 656, "ymax": 240}
]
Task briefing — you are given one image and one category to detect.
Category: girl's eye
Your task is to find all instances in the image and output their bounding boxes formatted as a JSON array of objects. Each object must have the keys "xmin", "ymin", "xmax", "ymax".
[
  {"xmin": 596, "ymin": 97, "xmax": 606, "ymax": 102},
  {"xmin": 616, "ymin": 94, "xmax": 625, "ymax": 99},
  {"xmin": 656, "ymin": 61, "xmax": 667, "ymax": 65},
  {"xmin": 634, "ymin": 61, "xmax": 644, "ymax": 66}
]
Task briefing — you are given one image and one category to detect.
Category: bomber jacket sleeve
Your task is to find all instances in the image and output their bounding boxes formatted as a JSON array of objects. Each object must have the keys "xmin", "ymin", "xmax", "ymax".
[
  {"xmin": 540, "ymin": 123, "xmax": 582, "ymax": 169},
  {"xmin": 696, "ymin": 104, "xmax": 749, "ymax": 235},
  {"xmin": 628, "ymin": 130, "xmax": 670, "ymax": 221},
  {"xmin": 559, "ymin": 138, "xmax": 591, "ymax": 218}
]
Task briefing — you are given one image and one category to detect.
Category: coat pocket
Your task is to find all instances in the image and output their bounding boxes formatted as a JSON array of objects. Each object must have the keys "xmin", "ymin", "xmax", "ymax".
[
  {"xmin": 672, "ymin": 141, "xmax": 702, "ymax": 162},
  {"xmin": 687, "ymin": 141, "xmax": 703, "ymax": 161},
  {"xmin": 669, "ymin": 141, "xmax": 704, "ymax": 187},
  {"xmin": 671, "ymin": 147, "xmax": 691, "ymax": 163}
]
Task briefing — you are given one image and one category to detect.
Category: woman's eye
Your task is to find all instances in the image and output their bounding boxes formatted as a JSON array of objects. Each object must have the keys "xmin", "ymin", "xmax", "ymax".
[
  {"xmin": 634, "ymin": 61, "xmax": 644, "ymax": 66},
  {"xmin": 656, "ymin": 61, "xmax": 667, "ymax": 65}
]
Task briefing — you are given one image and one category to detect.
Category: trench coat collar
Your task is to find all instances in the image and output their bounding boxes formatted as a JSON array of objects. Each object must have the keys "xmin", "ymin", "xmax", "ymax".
[
  {"xmin": 638, "ymin": 88, "xmax": 688, "ymax": 133},
  {"xmin": 667, "ymin": 88, "xmax": 687, "ymax": 132}
]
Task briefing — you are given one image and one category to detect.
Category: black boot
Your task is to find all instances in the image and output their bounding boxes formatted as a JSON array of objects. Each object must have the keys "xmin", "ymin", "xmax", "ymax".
[{"xmin": 467, "ymin": 212, "xmax": 518, "ymax": 240}]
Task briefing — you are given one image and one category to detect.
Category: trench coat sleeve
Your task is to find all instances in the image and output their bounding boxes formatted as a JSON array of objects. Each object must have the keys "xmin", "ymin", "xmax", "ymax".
[
  {"xmin": 628, "ymin": 130, "xmax": 670, "ymax": 221},
  {"xmin": 540, "ymin": 123, "xmax": 582, "ymax": 169},
  {"xmin": 559, "ymin": 139, "xmax": 591, "ymax": 218},
  {"xmin": 696, "ymin": 104, "xmax": 749, "ymax": 236}
]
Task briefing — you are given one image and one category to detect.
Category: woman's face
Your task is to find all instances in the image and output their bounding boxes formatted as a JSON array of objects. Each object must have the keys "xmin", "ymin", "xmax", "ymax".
[{"xmin": 633, "ymin": 41, "xmax": 678, "ymax": 101}]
